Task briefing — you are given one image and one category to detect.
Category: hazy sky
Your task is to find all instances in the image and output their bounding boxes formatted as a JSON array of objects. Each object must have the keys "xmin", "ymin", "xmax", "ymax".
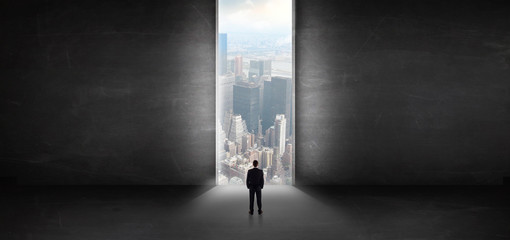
[{"xmin": 219, "ymin": 0, "xmax": 292, "ymax": 35}]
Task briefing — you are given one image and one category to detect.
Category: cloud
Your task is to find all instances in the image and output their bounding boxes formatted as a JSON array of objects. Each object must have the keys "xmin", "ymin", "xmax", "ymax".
[
  {"xmin": 245, "ymin": 0, "xmax": 255, "ymax": 7},
  {"xmin": 219, "ymin": 0, "xmax": 292, "ymax": 35}
]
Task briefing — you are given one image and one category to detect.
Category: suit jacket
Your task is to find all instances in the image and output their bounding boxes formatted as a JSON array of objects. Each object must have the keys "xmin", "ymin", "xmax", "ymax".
[{"xmin": 246, "ymin": 168, "xmax": 264, "ymax": 189}]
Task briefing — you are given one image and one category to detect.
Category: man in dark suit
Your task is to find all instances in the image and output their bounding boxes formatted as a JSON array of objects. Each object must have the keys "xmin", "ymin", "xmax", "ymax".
[{"xmin": 246, "ymin": 160, "xmax": 264, "ymax": 215}]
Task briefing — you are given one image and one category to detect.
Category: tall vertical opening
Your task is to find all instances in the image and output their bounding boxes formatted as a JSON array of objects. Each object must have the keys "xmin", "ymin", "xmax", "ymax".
[{"xmin": 216, "ymin": 0, "xmax": 294, "ymax": 185}]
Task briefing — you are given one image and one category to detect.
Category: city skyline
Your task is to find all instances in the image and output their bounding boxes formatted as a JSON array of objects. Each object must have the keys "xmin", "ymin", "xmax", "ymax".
[{"xmin": 217, "ymin": 0, "xmax": 293, "ymax": 185}]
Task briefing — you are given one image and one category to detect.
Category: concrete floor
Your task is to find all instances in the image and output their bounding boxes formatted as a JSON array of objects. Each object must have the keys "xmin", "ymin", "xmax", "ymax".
[{"xmin": 1, "ymin": 185, "xmax": 509, "ymax": 239}]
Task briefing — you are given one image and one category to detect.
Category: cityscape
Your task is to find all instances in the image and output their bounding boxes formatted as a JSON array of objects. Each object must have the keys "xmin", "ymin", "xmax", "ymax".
[{"xmin": 217, "ymin": 0, "xmax": 293, "ymax": 185}]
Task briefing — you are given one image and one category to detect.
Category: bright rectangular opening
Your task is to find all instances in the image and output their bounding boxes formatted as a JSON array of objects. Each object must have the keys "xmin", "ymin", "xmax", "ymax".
[{"xmin": 216, "ymin": 0, "xmax": 294, "ymax": 185}]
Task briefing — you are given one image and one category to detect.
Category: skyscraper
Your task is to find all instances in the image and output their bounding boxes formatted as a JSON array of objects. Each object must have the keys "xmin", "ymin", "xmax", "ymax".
[
  {"xmin": 241, "ymin": 133, "xmax": 254, "ymax": 153},
  {"xmin": 260, "ymin": 147, "xmax": 274, "ymax": 169},
  {"xmin": 228, "ymin": 59, "xmax": 235, "ymax": 73},
  {"xmin": 226, "ymin": 114, "xmax": 247, "ymax": 144},
  {"xmin": 218, "ymin": 73, "xmax": 235, "ymax": 121},
  {"xmin": 225, "ymin": 140, "xmax": 237, "ymax": 155},
  {"xmin": 261, "ymin": 60, "xmax": 271, "ymax": 76},
  {"xmin": 264, "ymin": 126, "xmax": 275, "ymax": 147},
  {"xmin": 248, "ymin": 60, "xmax": 259, "ymax": 81},
  {"xmin": 275, "ymin": 114, "xmax": 286, "ymax": 155},
  {"xmin": 218, "ymin": 33, "xmax": 227, "ymax": 75},
  {"xmin": 222, "ymin": 111, "xmax": 233, "ymax": 135},
  {"xmin": 272, "ymin": 77, "xmax": 292, "ymax": 137},
  {"xmin": 261, "ymin": 76, "xmax": 292, "ymax": 136},
  {"xmin": 261, "ymin": 79, "xmax": 273, "ymax": 132},
  {"xmin": 282, "ymin": 143, "xmax": 293, "ymax": 170},
  {"xmin": 233, "ymin": 81, "xmax": 260, "ymax": 133},
  {"xmin": 259, "ymin": 75, "xmax": 271, "ymax": 113},
  {"xmin": 234, "ymin": 55, "xmax": 243, "ymax": 77},
  {"xmin": 248, "ymin": 60, "xmax": 271, "ymax": 82},
  {"xmin": 216, "ymin": 120, "xmax": 227, "ymax": 162}
]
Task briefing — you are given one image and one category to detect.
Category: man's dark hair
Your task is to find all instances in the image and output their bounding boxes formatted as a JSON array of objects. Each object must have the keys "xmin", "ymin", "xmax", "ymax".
[{"xmin": 253, "ymin": 160, "xmax": 258, "ymax": 167}]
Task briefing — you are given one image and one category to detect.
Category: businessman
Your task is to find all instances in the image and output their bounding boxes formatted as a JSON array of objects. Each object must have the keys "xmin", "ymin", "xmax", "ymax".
[{"xmin": 246, "ymin": 160, "xmax": 264, "ymax": 215}]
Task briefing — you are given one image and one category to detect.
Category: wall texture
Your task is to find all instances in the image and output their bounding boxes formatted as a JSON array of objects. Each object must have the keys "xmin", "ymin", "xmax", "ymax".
[
  {"xmin": 0, "ymin": 0, "xmax": 216, "ymax": 184},
  {"xmin": 295, "ymin": 0, "xmax": 510, "ymax": 185},
  {"xmin": 1, "ymin": 0, "xmax": 509, "ymax": 185}
]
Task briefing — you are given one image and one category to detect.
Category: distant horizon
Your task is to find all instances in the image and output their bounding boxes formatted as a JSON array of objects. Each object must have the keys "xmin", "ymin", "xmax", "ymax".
[{"xmin": 219, "ymin": 32, "xmax": 290, "ymax": 36}]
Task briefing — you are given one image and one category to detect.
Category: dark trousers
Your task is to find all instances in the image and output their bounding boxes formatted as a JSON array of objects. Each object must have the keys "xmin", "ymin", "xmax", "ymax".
[{"xmin": 249, "ymin": 187, "xmax": 262, "ymax": 212}]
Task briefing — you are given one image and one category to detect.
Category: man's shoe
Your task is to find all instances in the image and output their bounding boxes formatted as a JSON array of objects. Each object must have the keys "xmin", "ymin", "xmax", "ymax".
[
  {"xmin": 249, "ymin": 210, "xmax": 254, "ymax": 215},
  {"xmin": 258, "ymin": 210, "xmax": 263, "ymax": 215}
]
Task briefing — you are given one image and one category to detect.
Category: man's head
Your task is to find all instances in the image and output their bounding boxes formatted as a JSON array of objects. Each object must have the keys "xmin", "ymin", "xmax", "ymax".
[{"xmin": 253, "ymin": 160, "xmax": 258, "ymax": 168}]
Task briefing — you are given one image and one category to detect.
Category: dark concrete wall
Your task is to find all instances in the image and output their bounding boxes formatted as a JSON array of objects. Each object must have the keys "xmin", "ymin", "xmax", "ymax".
[
  {"xmin": 296, "ymin": 0, "xmax": 510, "ymax": 185},
  {"xmin": 0, "ymin": 0, "xmax": 216, "ymax": 185},
  {"xmin": 2, "ymin": 0, "xmax": 509, "ymax": 185}
]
